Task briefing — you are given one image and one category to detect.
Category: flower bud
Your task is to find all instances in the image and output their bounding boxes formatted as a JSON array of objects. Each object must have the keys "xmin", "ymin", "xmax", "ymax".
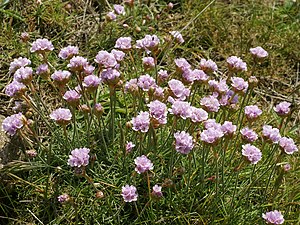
[
  {"xmin": 96, "ymin": 190, "xmax": 104, "ymax": 199},
  {"xmin": 20, "ymin": 32, "xmax": 30, "ymax": 43}
]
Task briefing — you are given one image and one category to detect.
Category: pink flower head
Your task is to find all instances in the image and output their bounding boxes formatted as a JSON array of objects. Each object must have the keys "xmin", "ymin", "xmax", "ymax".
[
  {"xmin": 50, "ymin": 108, "xmax": 72, "ymax": 125},
  {"xmin": 30, "ymin": 38, "xmax": 54, "ymax": 53},
  {"xmin": 136, "ymin": 35, "xmax": 160, "ymax": 52},
  {"xmin": 190, "ymin": 107, "xmax": 208, "ymax": 123},
  {"xmin": 131, "ymin": 111, "xmax": 150, "ymax": 133},
  {"xmin": 200, "ymin": 128, "xmax": 224, "ymax": 144},
  {"xmin": 59, "ymin": 45, "xmax": 79, "ymax": 60},
  {"xmin": 283, "ymin": 163, "xmax": 291, "ymax": 172},
  {"xmin": 168, "ymin": 79, "xmax": 190, "ymax": 100},
  {"xmin": 106, "ymin": 11, "xmax": 117, "ymax": 21},
  {"xmin": 57, "ymin": 194, "xmax": 70, "ymax": 203},
  {"xmin": 158, "ymin": 70, "xmax": 169, "ymax": 82},
  {"xmin": 125, "ymin": 78, "xmax": 138, "ymax": 93},
  {"xmin": 170, "ymin": 31, "xmax": 184, "ymax": 43},
  {"xmin": 83, "ymin": 64, "xmax": 95, "ymax": 75},
  {"xmin": 231, "ymin": 77, "xmax": 248, "ymax": 93},
  {"xmin": 126, "ymin": 142, "xmax": 135, "ymax": 153},
  {"xmin": 67, "ymin": 56, "xmax": 88, "ymax": 71},
  {"xmin": 227, "ymin": 56, "xmax": 247, "ymax": 72},
  {"xmin": 36, "ymin": 64, "xmax": 49, "ymax": 76},
  {"xmin": 182, "ymin": 69, "xmax": 194, "ymax": 84},
  {"xmin": 174, "ymin": 58, "xmax": 191, "ymax": 73},
  {"xmin": 153, "ymin": 86, "xmax": 165, "ymax": 99},
  {"xmin": 208, "ymin": 79, "xmax": 229, "ymax": 94},
  {"xmin": 137, "ymin": 74, "xmax": 156, "ymax": 91},
  {"xmin": 199, "ymin": 59, "xmax": 218, "ymax": 73},
  {"xmin": 111, "ymin": 49, "xmax": 125, "ymax": 62},
  {"xmin": 279, "ymin": 137, "xmax": 298, "ymax": 155},
  {"xmin": 204, "ymin": 119, "xmax": 222, "ymax": 130},
  {"xmin": 14, "ymin": 67, "xmax": 33, "ymax": 84},
  {"xmin": 242, "ymin": 144, "xmax": 262, "ymax": 164},
  {"xmin": 113, "ymin": 4, "xmax": 125, "ymax": 15},
  {"xmin": 51, "ymin": 70, "xmax": 71, "ymax": 86},
  {"xmin": 221, "ymin": 121, "xmax": 237, "ymax": 136},
  {"xmin": 152, "ymin": 184, "xmax": 163, "ymax": 198},
  {"xmin": 193, "ymin": 69, "xmax": 209, "ymax": 83},
  {"xmin": 134, "ymin": 155, "xmax": 153, "ymax": 174},
  {"xmin": 262, "ymin": 125, "xmax": 281, "ymax": 143},
  {"xmin": 5, "ymin": 80, "xmax": 26, "ymax": 98},
  {"xmin": 174, "ymin": 131, "xmax": 194, "ymax": 154},
  {"xmin": 142, "ymin": 57, "xmax": 155, "ymax": 70},
  {"xmin": 200, "ymin": 95, "xmax": 220, "ymax": 112},
  {"xmin": 121, "ymin": 185, "xmax": 138, "ymax": 202},
  {"xmin": 262, "ymin": 210, "xmax": 284, "ymax": 224},
  {"xmin": 274, "ymin": 101, "xmax": 291, "ymax": 116},
  {"xmin": 9, "ymin": 57, "xmax": 31, "ymax": 74},
  {"xmin": 115, "ymin": 37, "xmax": 132, "ymax": 50},
  {"xmin": 2, "ymin": 113, "xmax": 24, "ymax": 136},
  {"xmin": 101, "ymin": 69, "xmax": 120, "ymax": 85},
  {"xmin": 63, "ymin": 90, "xmax": 81, "ymax": 106},
  {"xmin": 250, "ymin": 46, "xmax": 268, "ymax": 59},
  {"xmin": 95, "ymin": 51, "xmax": 117, "ymax": 69},
  {"xmin": 83, "ymin": 75, "xmax": 101, "ymax": 91},
  {"xmin": 68, "ymin": 147, "xmax": 90, "ymax": 167},
  {"xmin": 219, "ymin": 90, "xmax": 239, "ymax": 107},
  {"xmin": 241, "ymin": 127, "xmax": 258, "ymax": 143},
  {"xmin": 148, "ymin": 100, "xmax": 168, "ymax": 125},
  {"xmin": 244, "ymin": 105, "xmax": 262, "ymax": 120},
  {"xmin": 169, "ymin": 100, "xmax": 191, "ymax": 119}
]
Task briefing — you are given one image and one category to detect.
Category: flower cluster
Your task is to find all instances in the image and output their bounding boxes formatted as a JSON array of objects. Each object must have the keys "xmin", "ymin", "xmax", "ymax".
[{"xmin": 68, "ymin": 148, "xmax": 90, "ymax": 167}]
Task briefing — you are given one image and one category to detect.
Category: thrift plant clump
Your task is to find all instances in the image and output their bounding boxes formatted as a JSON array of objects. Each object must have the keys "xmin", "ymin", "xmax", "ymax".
[{"xmin": 1, "ymin": 2, "xmax": 298, "ymax": 224}]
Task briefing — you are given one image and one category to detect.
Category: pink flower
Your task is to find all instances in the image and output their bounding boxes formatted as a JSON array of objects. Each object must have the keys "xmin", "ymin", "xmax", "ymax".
[
  {"xmin": 241, "ymin": 127, "xmax": 258, "ymax": 143},
  {"xmin": 274, "ymin": 101, "xmax": 291, "ymax": 116},
  {"xmin": 30, "ymin": 38, "xmax": 54, "ymax": 53},
  {"xmin": 174, "ymin": 131, "xmax": 194, "ymax": 154},
  {"xmin": 152, "ymin": 184, "xmax": 163, "ymax": 197},
  {"xmin": 200, "ymin": 95, "xmax": 220, "ymax": 112},
  {"xmin": 101, "ymin": 69, "xmax": 120, "ymax": 85},
  {"xmin": 199, "ymin": 59, "xmax": 218, "ymax": 73},
  {"xmin": 193, "ymin": 69, "xmax": 209, "ymax": 83},
  {"xmin": 63, "ymin": 90, "xmax": 81, "ymax": 106},
  {"xmin": 200, "ymin": 128, "xmax": 224, "ymax": 144},
  {"xmin": 111, "ymin": 49, "xmax": 125, "ymax": 61},
  {"xmin": 136, "ymin": 35, "xmax": 160, "ymax": 52},
  {"xmin": 174, "ymin": 58, "xmax": 191, "ymax": 73},
  {"xmin": 242, "ymin": 144, "xmax": 262, "ymax": 164},
  {"xmin": 95, "ymin": 51, "xmax": 117, "ymax": 69},
  {"xmin": 244, "ymin": 105, "xmax": 262, "ymax": 120},
  {"xmin": 51, "ymin": 70, "xmax": 71, "ymax": 86},
  {"xmin": 279, "ymin": 137, "xmax": 298, "ymax": 155},
  {"xmin": 67, "ymin": 56, "xmax": 88, "ymax": 71},
  {"xmin": 126, "ymin": 142, "xmax": 135, "ymax": 152},
  {"xmin": 190, "ymin": 107, "xmax": 208, "ymax": 123},
  {"xmin": 121, "ymin": 185, "xmax": 138, "ymax": 202},
  {"xmin": 250, "ymin": 46, "xmax": 268, "ymax": 59},
  {"xmin": 5, "ymin": 81, "xmax": 26, "ymax": 97},
  {"xmin": 143, "ymin": 57, "xmax": 155, "ymax": 69},
  {"xmin": 134, "ymin": 155, "xmax": 153, "ymax": 174},
  {"xmin": 221, "ymin": 121, "xmax": 237, "ymax": 136},
  {"xmin": 148, "ymin": 100, "xmax": 168, "ymax": 125},
  {"xmin": 113, "ymin": 4, "xmax": 125, "ymax": 15},
  {"xmin": 169, "ymin": 100, "xmax": 191, "ymax": 119},
  {"xmin": 231, "ymin": 77, "xmax": 248, "ymax": 93},
  {"xmin": 57, "ymin": 194, "xmax": 70, "ymax": 203},
  {"xmin": 9, "ymin": 57, "xmax": 31, "ymax": 74},
  {"xmin": 208, "ymin": 79, "xmax": 229, "ymax": 94},
  {"xmin": 50, "ymin": 108, "xmax": 72, "ymax": 125},
  {"xmin": 262, "ymin": 125, "xmax": 281, "ymax": 143},
  {"xmin": 115, "ymin": 37, "xmax": 132, "ymax": 50},
  {"xmin": 59, "ymin": 45, "xmax": 79, "ymax": 60},
  {"xmin": 158, "ymin": 70, "xmax": 169, "ymax": 82},
  {"xmin": 168, "ymin": 79, "xmax": 190, "ymax": 100},
  {"xmin": 68, "ymin": 147, "xmax": 90, "ymax": 167},
  {"xmin": 2, "ymin": 113, "xmax": 24, "ymax": 136},
  {"xmin": 131, "ymin": 111, "xmax": 150, "ymax": 133},
  {"xmin": 137, "ymin": 74, "xmax": 156, "ymax": 91},
  {"xmin": 14, "ymin": 67, "xmax": 33, "ymax": 84},
  {"xmin": 170, "ymin": 31, "xmax": 184, "ymax": 43},
  {"xmin": 227, "ymin": 56, "xmax": 247, "ymax": 72},
  {"xmin": 125, "ymin": 78, "xmax": 138, "ymax": 93},
  {"xmin": 262, "ymin": 210, "xmax": 284, "ymax": 224}
]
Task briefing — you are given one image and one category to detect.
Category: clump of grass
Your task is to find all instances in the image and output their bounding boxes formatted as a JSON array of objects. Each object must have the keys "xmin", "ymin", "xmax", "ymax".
[{"xmin": 0, "ymin": 0, "xmax": 299, "ymax": 224}]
